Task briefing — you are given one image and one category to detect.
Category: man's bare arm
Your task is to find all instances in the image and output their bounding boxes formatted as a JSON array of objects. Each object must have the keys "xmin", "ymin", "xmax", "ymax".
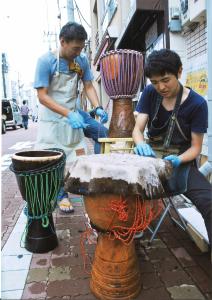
[
  {"xmin": 179, "ymin": 132, "xmax": 204, "ymax": 163},
  {"xmin": 132, "ymin": 113, "xmax": 149, "ymax": 144},
  {"xmin": 37, "ymin": 87, "xmax": 70, "ymax": 117},
  {"xmin": 83, "ymin": 81, "xmax": 100, "ymax": 108}
]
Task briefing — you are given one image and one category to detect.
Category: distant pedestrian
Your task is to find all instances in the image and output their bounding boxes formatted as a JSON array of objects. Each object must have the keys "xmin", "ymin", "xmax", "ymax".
[{"xmin": 20, "ymin": 100, "xmax": 29, "ymax": 129}]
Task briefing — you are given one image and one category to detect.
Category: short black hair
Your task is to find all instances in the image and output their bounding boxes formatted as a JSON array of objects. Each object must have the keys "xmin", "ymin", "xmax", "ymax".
[
  {"xmin": 23, "ymin": 100, "xmax": 26, "ymax": 105},
  {"xmin": 144, "ymin": 49, "xmax": 182, "ymax": 78},
  {"xmin": 59, "ymin": 22, "xmax": 87, "ymax": 42}
]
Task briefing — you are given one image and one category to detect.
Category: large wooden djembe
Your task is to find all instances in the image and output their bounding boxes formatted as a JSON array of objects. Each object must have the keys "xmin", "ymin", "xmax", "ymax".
[
  {"xmin": 100, "ymin": 49, "xmax": 143, "ymax": 138},
  {"xmin": 65, "ymin": 153, "xmax": 172, "ymax": 300}
]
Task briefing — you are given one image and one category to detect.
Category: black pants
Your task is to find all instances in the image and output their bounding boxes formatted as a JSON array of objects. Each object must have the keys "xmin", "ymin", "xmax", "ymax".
[{"xmin": 184, "ymin": 166, "xmax": 212, "ymax": 245}]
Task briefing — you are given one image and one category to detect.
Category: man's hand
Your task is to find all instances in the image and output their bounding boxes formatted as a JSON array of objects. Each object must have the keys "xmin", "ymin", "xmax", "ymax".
[
  {"xmin": 164, "ymin": 155, "xmax": 181, "ymax": 168},
  {"xmin": 95, "ymin": 107, "xmax": 108, "ymax": 123},
  {"xmin": 67, "ymin": 111, "xmax": 88, "ymax": 129},
  {"xmin": 134, "ymin": 142, "xmax": 156, "ymax": 157}
]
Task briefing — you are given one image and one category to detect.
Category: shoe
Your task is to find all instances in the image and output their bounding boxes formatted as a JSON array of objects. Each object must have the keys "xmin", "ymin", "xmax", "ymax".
[{"xmin": 57, "ymin": 187, "xmax": 74, "ymax": 213}]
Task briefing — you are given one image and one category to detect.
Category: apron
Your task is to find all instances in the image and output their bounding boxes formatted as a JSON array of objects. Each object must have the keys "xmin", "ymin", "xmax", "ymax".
[
  {"xmin": 35, "ymin": 52, "xmax": 87, "ymax": 162},
  {"xmin": 147, "ymin": 83, "xmax": 192, "ymax": 196}
]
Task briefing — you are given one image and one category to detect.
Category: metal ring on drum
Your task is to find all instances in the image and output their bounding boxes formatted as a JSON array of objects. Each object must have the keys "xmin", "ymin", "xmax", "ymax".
[{"xmin": 99, "ymin": 49, "xmax": 143, "ymax": 138}]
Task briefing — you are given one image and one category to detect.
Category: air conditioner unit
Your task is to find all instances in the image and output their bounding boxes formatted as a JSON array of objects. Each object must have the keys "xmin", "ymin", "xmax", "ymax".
[
  {"xmin": 180, "ymin": 0, "xmax": 190, "ymax": 26},
  {"xmin": 169, "ymin": 19, "xmax": 182, "ymax": 32}
]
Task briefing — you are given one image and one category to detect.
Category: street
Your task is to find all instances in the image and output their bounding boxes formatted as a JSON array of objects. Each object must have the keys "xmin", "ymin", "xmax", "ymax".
[
  {"xmin": 1, "ymin": 120, "xmax": 38, "ymax": 171},
  {"xmin": 1, "ymin": 119, "xmax": 38, "ymax": 244}
]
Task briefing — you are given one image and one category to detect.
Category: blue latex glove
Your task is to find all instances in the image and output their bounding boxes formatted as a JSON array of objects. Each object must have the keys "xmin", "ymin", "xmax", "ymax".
[
  {"xmin": 134, "ymin": 142, "xmax": 156, "ymax": 157},
  {"xmin": 95, "ymin": 108, "xmax": 108, "ymax": 124},
  {"xmin": 164, "ymin": 155, "xmax": 181, "ymax": 168},
  {"xmin": 67, "ymin": 111, "xmax": 88, "ymax": 129}
]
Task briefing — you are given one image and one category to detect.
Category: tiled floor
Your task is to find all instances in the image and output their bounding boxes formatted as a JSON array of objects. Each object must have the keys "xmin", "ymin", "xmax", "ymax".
[{"xmin": 1, "ymin": 211, "xmax": 32, "ymax": 299}]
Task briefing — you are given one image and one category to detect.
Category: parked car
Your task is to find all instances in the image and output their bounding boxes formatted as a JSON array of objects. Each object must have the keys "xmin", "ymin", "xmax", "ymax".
[{"xmin": 2, "ymin": 99, "xmax": 23, "ymax": 130}]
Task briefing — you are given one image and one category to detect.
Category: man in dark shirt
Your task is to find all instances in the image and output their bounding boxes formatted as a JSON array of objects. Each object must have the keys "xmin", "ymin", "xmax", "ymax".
[{"xmin": 133, "ymin": 49, "xmax": 211, "ymax": 245}]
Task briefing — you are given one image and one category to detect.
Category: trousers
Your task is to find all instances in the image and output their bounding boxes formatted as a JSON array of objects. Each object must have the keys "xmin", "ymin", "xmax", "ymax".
[
  {"xmin": 22, "ymin": 115, "xmax": 29, "ymax": 129},
  {"xmin": 78, "ymin": 109, "xmax": 108, "ymax": 154},
  {"xmin": 183, "ymin": 166, "xmax": 212, "ymax": 245}
]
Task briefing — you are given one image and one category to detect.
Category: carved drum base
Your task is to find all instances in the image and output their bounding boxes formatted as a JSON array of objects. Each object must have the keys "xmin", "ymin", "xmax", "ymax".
[{"xmin": 90, "ymin": 234, "xmax": 141, "ymax": 300}]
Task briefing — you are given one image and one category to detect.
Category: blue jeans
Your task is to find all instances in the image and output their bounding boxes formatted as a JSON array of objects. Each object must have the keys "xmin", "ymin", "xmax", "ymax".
[
  {"xmin": 78, "ymin": 109, "xmax": 108, "ymax": 154},
  {"xmin": 22, "ymin": 115, "xmax": 29, "ymax": 129}
]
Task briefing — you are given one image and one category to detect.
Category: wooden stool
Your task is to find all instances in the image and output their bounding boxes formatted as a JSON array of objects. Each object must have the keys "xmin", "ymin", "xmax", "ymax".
[{"xmin": 98, "ymin": 137, "xmax": 134, "ymax": 154}]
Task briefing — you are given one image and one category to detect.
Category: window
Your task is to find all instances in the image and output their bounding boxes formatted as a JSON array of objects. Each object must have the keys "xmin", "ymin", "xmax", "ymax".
[{"xmin": 101, "ymin": 0, "xmax": 117, "ymax": 33}]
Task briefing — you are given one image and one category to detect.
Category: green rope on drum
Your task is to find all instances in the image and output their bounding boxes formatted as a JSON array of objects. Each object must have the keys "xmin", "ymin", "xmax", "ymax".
[
  {"xmin": 23, "ymin": 169, "xmax": 63, "ymax": 227},
  {"xmin": 17, "ymin": 161, "xmax": 65, "ymax": 232}
]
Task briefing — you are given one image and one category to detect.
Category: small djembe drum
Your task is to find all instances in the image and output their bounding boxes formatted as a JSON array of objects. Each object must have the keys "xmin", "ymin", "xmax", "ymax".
[
  {"xmin": 10, "ymin": 149, "xmax": 66, "ymax": 253},
  {"xmin": 65, "ymin": 153, "xmax": 172, "ymax": 300},
  {"xmin": 100, "ymin": 49, "xmax": 143, "ymax": 138}
]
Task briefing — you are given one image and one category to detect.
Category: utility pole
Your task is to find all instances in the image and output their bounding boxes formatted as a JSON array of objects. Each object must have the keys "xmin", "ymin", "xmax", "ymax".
[
  {"xmin": 207, "ymin": 0, "xmax": 212, "ymax": 165},
  {"xmin": 2, "ymin": 53, "xmax": 8, "ymax": 99},
  {"xmin": 67, "ymin": 0, "xmax": 75, "ymax": 22}
]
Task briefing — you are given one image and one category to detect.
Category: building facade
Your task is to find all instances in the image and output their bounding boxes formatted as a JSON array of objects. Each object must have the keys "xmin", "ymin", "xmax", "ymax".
[{"xmin": 89, "ymin": 0, "xmax": 209, "ymax": 159}]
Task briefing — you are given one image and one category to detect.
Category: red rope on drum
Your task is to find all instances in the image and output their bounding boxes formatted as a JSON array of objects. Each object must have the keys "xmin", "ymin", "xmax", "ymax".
[
  {"xmin": 110, "ymin": 196, "xmax": 128, "ymax": 221},
  {"xmin": 108, "ymin": 196, "xmax": 163, "ymax": 245}
]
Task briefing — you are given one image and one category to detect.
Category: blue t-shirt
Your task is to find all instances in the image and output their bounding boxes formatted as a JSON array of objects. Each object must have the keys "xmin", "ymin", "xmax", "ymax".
[
  {"xmin": 136, "ymin": 84, "xmax": 208, "ymax": 135},
  {"xmin": 33, "ymin": 51, "xmax": 94, "ymax": 89}
]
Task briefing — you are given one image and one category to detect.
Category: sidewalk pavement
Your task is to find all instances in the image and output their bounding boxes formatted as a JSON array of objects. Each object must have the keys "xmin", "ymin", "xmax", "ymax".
[{"xmin": 1, "ymin": 139, "xmax": 212, "ymax": 300}]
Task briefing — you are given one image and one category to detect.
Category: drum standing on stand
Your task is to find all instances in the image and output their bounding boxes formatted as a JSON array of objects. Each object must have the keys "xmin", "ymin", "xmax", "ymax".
[{"xmin": 99, "ymin": 49, "xmax": 143, "ymax": 138}]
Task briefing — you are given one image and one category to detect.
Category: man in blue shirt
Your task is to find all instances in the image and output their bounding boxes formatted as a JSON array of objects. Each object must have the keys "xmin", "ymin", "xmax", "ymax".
[
  {"xmin": 34, "ymin": 22, "xmax": 108, "ymax": 213},
  {"xmin": 133, "ymin": 49, "xmax": 211, "ymax": 245}
]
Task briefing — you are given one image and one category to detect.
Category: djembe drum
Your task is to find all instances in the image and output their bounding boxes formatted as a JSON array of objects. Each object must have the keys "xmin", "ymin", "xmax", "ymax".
[
  {"xmin": 10, "ymin": 149, "xmax": 66, "ymax": 253},
  {"xmin": 100, "ymin": 49, "xmax": 143, "ymax": 138},
  {"xmin": 65, "ymin": 153, "xmax": 172, "ymax": 300}
]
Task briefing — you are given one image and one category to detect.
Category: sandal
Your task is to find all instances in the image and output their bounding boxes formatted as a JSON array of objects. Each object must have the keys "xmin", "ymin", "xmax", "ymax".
[{"xmin": 57, "ymin": 188, "xmax": 74, "ymax": 213}]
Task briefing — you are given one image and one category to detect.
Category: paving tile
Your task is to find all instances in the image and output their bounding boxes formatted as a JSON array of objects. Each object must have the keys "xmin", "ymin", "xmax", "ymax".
[
  {"xmin": 159, "ymin": 269, "xmax": 194, "ymax": 287},
  {"xmin": 47, "ymin": 279, "xmax": 90, "ymax": 297},
  {"xmin": 185, "ymin": 265, "xmax": 210, "ymax": 286},
  {"xmin": 51, "ymin": 244, "xmax": 72, "ymax": 257},
  {"xmin": 180, "ymin": 239, "xmax": 206, "ymax": 256},
  {"xmin": 171, "ymin": 247, "xmax": 197, "ymax": 267},
  {"xmin": 30, "ymin": 256, "xmax": 51, "ymax": 269},
  {"xmin": 27, "ymin": 268, "xmax": 49, "ymax": 283},
  {"xmin": 147, "ymin": 247, "xmax": 172, "ymax": 260},
  {"xmin": 142, "ymin": 272, "xmax": 164, "ymax": 289},
  {"xmin": 1, "ymin": 269, "xmax": 28, "ymax": 291},
  {"xmin": 139, "ymin": 260, "xmax": 155, "ymax": 273},
  {"xmin": 1, "ymin": 254, "xmax": 32, "ymax": 271},
  {"xmin": 167, "ymin": 284, "xmax": 205, "ymax": 300},
  {"xmin": 159, "ymin": 232, "xmax": 183, "ymax": 248},
  {"xmin": 69, "ymin": 265, "xmax": 90, "ymax": 279},
  {"xmin": 152, "ymin": 255, "xmax": 182, "ymax": 272},
  {"xmin": 135, "ymin": 286, "xmax": 172, "ymax": 300},
  {"xmin": 193, "ymin": 254, "xmax": 212, "ymax": 277},
  {"xmin": 140, "ymin": 238, "xmax": 167, "ymax": 249},
  {"xmin": 22, "ymin": 282, "xmax": 46, "ymax": 299},
  {"xmin": 49, "ymin": 266, "xmax": 71, "ymax": 281},
  {"xmin": 1, "ymin": 289, "xmax": 23, "ymax": 299},
  {"xmin": 2, "ymin": 231, "xmax": 30, "ymax": 256},
  {"xmin": 51, "ymin": 254, "xmax": 83, "ymax": 267},
  {"xmin": 197, "ymin": 280, "xmax": 212, "ymax": 294}
]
